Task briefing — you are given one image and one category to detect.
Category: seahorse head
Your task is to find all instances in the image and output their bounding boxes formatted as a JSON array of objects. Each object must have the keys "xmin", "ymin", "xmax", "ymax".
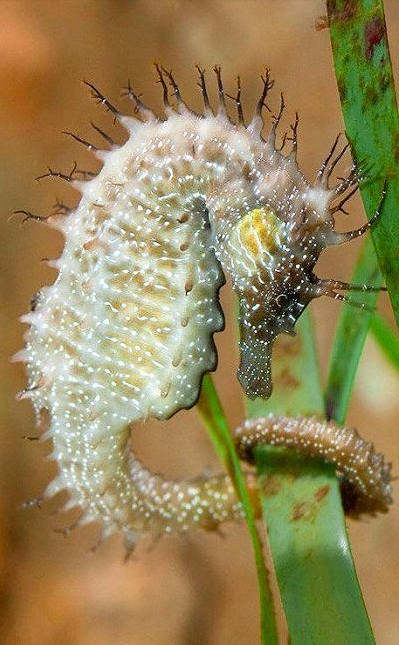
[{"xmin": 208, "ymin": 171, "xmax": 334, "ymax": 399}]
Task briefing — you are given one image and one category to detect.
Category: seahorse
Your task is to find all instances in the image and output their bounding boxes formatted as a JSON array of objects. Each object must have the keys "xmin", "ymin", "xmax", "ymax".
[{"xmin": 16, "ymin": 67, "xmax": 392, "ymax": 553}]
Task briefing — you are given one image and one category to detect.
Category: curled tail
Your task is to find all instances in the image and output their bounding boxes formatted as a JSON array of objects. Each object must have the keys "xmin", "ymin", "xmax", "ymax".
[
  {"xmin": 24, "ymin": 401, "xmax": 391, "ymax": 555},
  {"xmin": 42, "ymin": 412, "xmax": 243, "ymax": 554},
  {"xmin": 234, "ymin": 415, "xmax": 393, "ymax": 517}
]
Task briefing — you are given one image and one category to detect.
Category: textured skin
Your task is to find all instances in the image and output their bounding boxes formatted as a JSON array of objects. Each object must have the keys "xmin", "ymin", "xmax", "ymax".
[
  {"xmin": 235, "ymin": 415, "xmax": 392, "ymax": 516},
  {"xmin": 19, "ymin": 74, "xmax": 392, "ymax": 550}
]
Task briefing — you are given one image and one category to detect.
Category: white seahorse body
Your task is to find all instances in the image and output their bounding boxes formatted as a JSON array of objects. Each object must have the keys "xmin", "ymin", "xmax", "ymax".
[{"xmin": 20, "ymin": 73, "xmax": 392, "ymax": 550}]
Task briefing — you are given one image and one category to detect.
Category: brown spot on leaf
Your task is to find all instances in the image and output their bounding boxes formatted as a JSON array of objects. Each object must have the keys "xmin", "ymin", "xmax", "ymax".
[
  {"xmin": 291, "ymin": 486, "xmax": 331, "ymax": 522},
  {"xmin": 291, "ymin": 500, "xmax": 313, "ymax": 522},
  {"xmin": 262, "ymin": 475, "xmax": 281, "ymax": 498},
  {"xmin": 365, "ymin": 16, "xmax": 386, "ymax": 60},
  {"xmin": 314, "ymin": 485, "xmax": 330, "ymax": 502},
  {"xmin": 273, "ymin": 333, "xmax": 302, "ymax": 360},
  {"xmin": 364, "ymin": 84, "xmax": 378, "ymax": 106},
  {"xmin": 274, "ymin": 367, "xmax": 300, "ymax": 391},
  {"xmin": 337, "ymin": 75, "xmax": 347, "ymax": 103},
  {"xmin": 327, "ymin": 0, "xmax": 358, "ymax": 23}
]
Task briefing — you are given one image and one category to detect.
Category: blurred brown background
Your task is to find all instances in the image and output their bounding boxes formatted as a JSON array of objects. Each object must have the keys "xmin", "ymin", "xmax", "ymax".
[{"xmin": 2, "ymin": 1, "xmax": 399, "ymax": 643}]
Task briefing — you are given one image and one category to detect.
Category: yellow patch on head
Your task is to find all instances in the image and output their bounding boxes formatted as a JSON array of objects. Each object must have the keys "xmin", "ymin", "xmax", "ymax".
[{"xmin": 237, "ymin": 207, "xmax": 281, "ymax": 258}]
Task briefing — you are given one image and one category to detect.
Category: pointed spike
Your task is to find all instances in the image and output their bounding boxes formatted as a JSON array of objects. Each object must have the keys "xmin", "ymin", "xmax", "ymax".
[
  {"xmin": 40, "ymin": 429, "xmax": 53, "ymax": 442},
  {"xmin": 268, "ymin": 92, "xmax": 285, "ymax": 145},
  {"xmin": 195, "ymin": 65, "xmax": 212, "ymax": 114},
  {"xmin": 45, "ymin": 215, "xmax": 69, "ymax": 233},
  {"xmin": 61, "ymin": 499, "xmax": 79, "ymax": 513},
  {"xmin": 94, "ymin": 148, "xmax": 111, "ymax": 162},
  {"xmin": 35, "ymin": 162, "xmax": 85, "ymax": 188},
  {"xmin": 20, "ymin": 312, "xmax": 35, "ymax": 324},
  {"xmin": 327, "ymin": 291, "xmax": 376, "ymax": 313},
  {"xmin": 213, "ymin": 65, "xmax": 227, "ymax": 115},
  {"xmin": 16, "ymin": 389, "xmax": 31, "ymax": 401},
  {"xmin": 288, "ymin": 112, "xmax": 299, "ymax": 161},
  {"xmin": 319, "ymin": 278, "xmax": 387, "ymax": 293},
  {"xmin": 44, "ymin": 477, "xmax": 65, "ymax": 499},
  {"xmin": 276, "ymin": 131, "xmax": 288, "ymax": 152},
  {"xmin": 123, "ymin": 529, "xmax": 138, "ymax": 562},
  {"xmin": 256, "ymin": 68, "xmax": 274, "ymax": 118},
  {"xmin": 330, "ymin": 183, "xmax": 359, "ymax": 214},
  {"xmin": 46, "ymin": 258, "xmax": 61, "ymax": 269},
  {"xmin": 160, "ymin": 66, "xmax": 189, "ymax": 114},
  {"xmin": 36, "ymin": 165, "xmax": 73, "ymax": 183},
  {"xmin": 62, "ymin": 130, "xmax": 99, "ymax": 152},
  {"xmin": 75, "ymin": 512, "xmax": 95, "ymax": 529},
  {"xmin": 121, "ymin": 79, "xmax": 156, "ymax": 122},
  {"xmin": 101, "ymin": 522, "xmax": 116, "ymax": 542},
  {"xmin": 325, "ymin": 143, "xmax": 349, "ymax": 188},
  {"xmin": 333, "ymin": 167, "xmax": 359, "ymax": 196},
  {"xmin": 226, "ymin": 76, "xmax": 245, "ymax": 125},
  {"xmin": 73, "ymin": 168, "xmax": 97, "ymax": 181},
  {"xmin": 333, "ymin": 180, "xmax": 387, "ymax": 244},
  {"xmin": 83, "ymin": 80, "xmax": 120, "ymax": 122},
  {"xmin": 90, "ymin": 121, "xmax": 115, "ymax": 147},
  {"xmin": 249, "ymin": 69, "xmax": 273, "ymax": 137},
  {"xmin": 247, "ymin": 114, "xmax": 264, "ymax": 138},
  {"xmin": 12, "ymin": 210, "xmax": 48, "ymax": 224},
  {"xmin": 11, "ymin": 349, "xmax": 28, "ymax": 363},
  {"xmin": 52, "ymin": 199, "xmax": 72, "ymax": 216},
  {"xmin": 154, "ymin": 63, "xmax": 170, "ymax": 109},
  {"xmin": 317, "ymin": 133, "xmax": 342, "ymax": 183},
  {"xmin": 54, "ymin": 513, "xmax": 95, "ymax": 537}
]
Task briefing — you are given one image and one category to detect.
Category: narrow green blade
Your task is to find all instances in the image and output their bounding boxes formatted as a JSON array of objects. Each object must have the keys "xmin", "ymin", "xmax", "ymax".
[
  {"xmin": 198, "ymin": 374, "xmax": 278, "ymax": 645},
  {"xmin": 327, "ymin": 0, "xmax": 399, "ymax": 329},
  {"xmin": 370, "ymin": 314, "xmax": 399, "ymax": 372},
  {"xmin": 247, "ymin": 312, "xmax": 375, "ymax": 644},
  {"xmin": 254, "ymin": 449, "xmax": 373, "ymax": 645},
  {"xmin": 325, "ymin": 236, "xmax": 382, "ymax": 424}
]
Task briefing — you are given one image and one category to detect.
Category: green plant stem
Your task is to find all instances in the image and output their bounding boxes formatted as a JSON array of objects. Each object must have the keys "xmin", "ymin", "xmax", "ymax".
[
  {"xmin": 247, "ymin": 313, "xmax": 375, "ymax": 644},
  {"xmin": 370, "ymin": 314, "xmax": 399, "ymax": 372},
  {"xmin": 325, "ymin": 236, "xmax": 382, "ymax": 424},
  {"xmin": 327, "ymin": 0, "xmax": 399, "ymax": 329},
  {"xmin": 198, "ymin": 374, "xmax": 278, "ymax": 645},
  {"xmin": 254, "ymin": 449, "xmax": 373, "ymax": 645}
]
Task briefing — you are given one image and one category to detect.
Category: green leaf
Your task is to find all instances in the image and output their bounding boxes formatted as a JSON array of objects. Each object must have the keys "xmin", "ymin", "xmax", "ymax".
[
  {"xmin": 197, "ymin": 374, "xmax": 278, "ymax": 645},
  {"xmin": 325, "ymin": 236, "xmax": 382, "ymax": 424},
  {"xmin": 370, "ymin": 314, "xmax": 399, "ymax": 372},
  {"xmin": 254, "ymin": 449, "xmax": 374, "ymax": 645},
  {"xmin": 327, "ymin": 0, "xmax": 399, "ymax": 329},
  {"xmin": 247, "ymin": 313, "xmax": 375, "ymax": 644}
]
